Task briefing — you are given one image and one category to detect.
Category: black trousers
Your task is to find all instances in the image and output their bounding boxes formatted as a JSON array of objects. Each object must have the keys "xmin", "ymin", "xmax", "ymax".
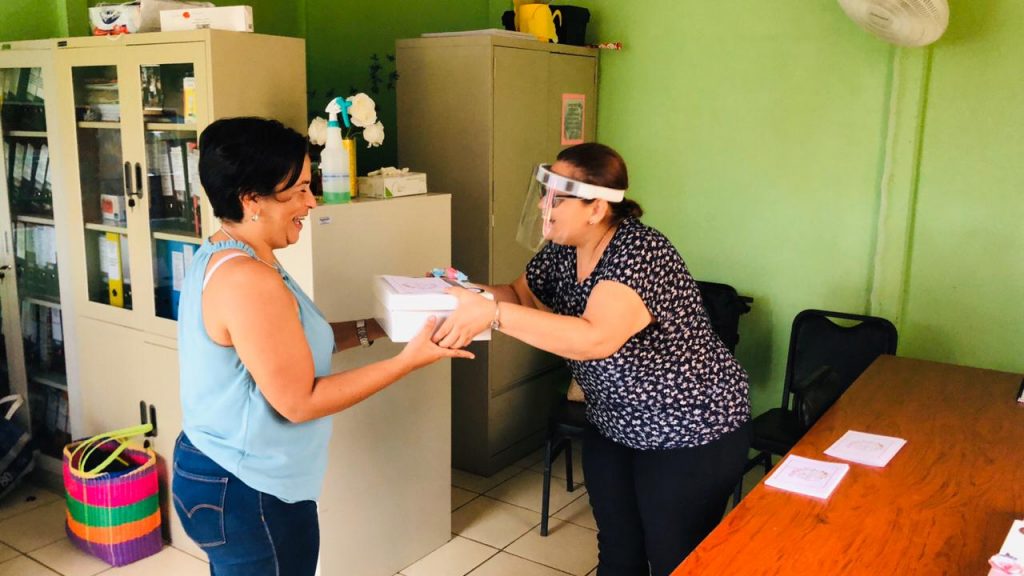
[{"xmin": 582, "ymin": 422, "xmax": 750, "ymax": 576}]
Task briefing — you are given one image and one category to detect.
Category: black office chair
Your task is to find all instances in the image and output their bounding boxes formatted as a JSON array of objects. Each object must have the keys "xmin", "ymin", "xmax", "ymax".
[
  {"xmin": 733, "ymin": 309, "xmax": 898, "ymax": 504},
  {"xmin": 539, "ymin": 397, "xmax": 586, "ymax": 536},
  {"xmin": 695, "ymin": 281, "xmax": 754, "ymax": 354},
  {"xmin": 538, "ymin": 280, "xmax": 752, "ymax": 536},
  {"xmin": 795, "ymin": 366, "xmax": 847, "ymax": 430}
]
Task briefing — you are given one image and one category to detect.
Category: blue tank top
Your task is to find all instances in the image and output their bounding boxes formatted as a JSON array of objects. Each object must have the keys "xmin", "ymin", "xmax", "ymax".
[{"xmin": 178, "ymin": 239, "xmax": 334, "ymax": 503}]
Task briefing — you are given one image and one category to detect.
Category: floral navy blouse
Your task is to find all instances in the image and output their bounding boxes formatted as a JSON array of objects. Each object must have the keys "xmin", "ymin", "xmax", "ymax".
[{"xmin": 526, "ymin": 217, "xmax": 751, "ymax": 450}]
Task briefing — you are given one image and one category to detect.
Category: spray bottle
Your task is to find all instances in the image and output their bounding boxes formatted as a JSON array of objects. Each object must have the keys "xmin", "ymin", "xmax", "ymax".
[{"xmin": 321, "ymin": 97, "xmax": 353, "ymax": 204}]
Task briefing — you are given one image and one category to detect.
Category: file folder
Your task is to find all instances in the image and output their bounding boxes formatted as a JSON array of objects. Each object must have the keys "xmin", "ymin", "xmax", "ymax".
[{"xmin": 100, "ymin": 232, "xmax": 124, "ymax": 307}]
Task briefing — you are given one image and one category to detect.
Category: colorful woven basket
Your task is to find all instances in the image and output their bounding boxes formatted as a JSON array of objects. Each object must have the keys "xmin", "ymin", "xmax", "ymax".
[{"xmin": 62, "ymin": 424, "xmax": 162, "ymax": 566}]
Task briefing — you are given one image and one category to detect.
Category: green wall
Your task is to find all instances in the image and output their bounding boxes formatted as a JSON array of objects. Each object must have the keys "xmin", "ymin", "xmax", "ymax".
[
  {"xmin": 897, "ymin": 1, "xmax": 1024, "ymax": 373},
  {"xmin": 0, "ymin": 0, "xmax": 68, "ymax": 41}
]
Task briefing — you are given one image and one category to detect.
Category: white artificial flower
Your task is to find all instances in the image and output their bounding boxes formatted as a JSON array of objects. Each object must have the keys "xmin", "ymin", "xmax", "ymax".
[
  {"xmin": 307, "ymin": 116, "xmax": 328, "ymax": 146},
  {"xmin": 346, "ymin": 93, "xmax": 377, "ymax": 128},
  {"xmin": 363, "ymin": 121, "xmax": 385, "ymax": 148}
]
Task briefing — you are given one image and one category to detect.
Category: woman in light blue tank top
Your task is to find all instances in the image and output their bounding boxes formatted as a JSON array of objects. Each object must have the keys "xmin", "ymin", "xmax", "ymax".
[{"xmin": 171, "ymin": 118, "xmax": 474, "ymax": 576}]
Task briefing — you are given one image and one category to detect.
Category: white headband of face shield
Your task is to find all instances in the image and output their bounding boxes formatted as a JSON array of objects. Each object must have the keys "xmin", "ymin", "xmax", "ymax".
[
  {"xmin": 534, "ymin": 164, "xmax": 626, "ymax": 202},
  {"xmin": 515, "ymin": 164, "xmax": 628, "ymax": 252}
]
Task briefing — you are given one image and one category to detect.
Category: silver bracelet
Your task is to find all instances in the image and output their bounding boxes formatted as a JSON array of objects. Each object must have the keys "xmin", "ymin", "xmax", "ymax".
[
  {"xmin": 355, "ymin": 319, "xmax": 372, "ymax": 347},
  {"xmin": 490, "ymin": 302, "xmax": 501, "ymax": 332}
]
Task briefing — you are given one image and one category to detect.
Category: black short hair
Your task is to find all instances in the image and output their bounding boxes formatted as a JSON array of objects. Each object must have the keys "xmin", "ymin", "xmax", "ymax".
[{"xmin": 198, "ymin": 117, "xmax": 308, "ymax": 222}]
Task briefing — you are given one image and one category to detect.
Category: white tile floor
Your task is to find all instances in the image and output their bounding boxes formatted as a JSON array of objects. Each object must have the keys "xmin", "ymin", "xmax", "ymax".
[
  {"xmin": 405, "ymin": 448, "xmax": 596, "ymax": 576},
  {"xmin": 0, "ymin": 482, "xmax": 211, "ymax": 576},
  {"xmin": 0, "ymin": 451, "xmax": 764, "ymax": 576}
]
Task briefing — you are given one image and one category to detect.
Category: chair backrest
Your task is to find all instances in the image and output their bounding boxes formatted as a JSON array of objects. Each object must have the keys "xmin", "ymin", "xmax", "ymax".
[
  {"xmin": 782, "ymin": 309, "xmax": 898, "ymax": 409},
  {"xmin": 696, "ymin": 280, "xmax": 753, "ymax": 354},
  {"xmin": 794, "ymin": 366, "xmax": 845, "ymax": 430}
]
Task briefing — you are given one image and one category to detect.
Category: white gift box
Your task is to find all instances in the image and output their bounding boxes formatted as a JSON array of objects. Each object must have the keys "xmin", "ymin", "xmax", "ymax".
[
  {"xmin": 358, "ymin": 172, "xmax": 427, "ymax": 199},
  {"xmin": 160, "ymin": 6, "xmax": 253, "ymax": 32},
  {"xmin": 373, "ymin": 275, "xmax": 492, "ymax": 342}
]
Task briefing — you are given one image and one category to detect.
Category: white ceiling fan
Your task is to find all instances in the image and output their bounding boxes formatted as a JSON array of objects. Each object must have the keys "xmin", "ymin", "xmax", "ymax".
[{"xmin": 837, "ymin": 0, "xmax": 950, "ymax": 47}]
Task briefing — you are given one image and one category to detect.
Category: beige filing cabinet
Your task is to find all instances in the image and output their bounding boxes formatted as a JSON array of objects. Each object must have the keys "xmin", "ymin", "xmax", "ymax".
[
  {"xmin": 51, "ymin": 31, "xmax": 306, "ymax": 556},
  {"xmin": 276, "ymin": 195, "xmax": 453, "ymax": 576},
  {"xmin": 397, "ymin": 35, "xmax": 597, "ymax": 475},
  {"xmin": 0, "ymin": 40, "xmax": 81, "ymax": 486}
]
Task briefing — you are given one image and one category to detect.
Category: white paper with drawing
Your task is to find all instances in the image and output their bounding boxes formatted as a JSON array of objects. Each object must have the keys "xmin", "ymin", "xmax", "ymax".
[
  {"xmin": 824, "ymin": 430, "xmax": 906, "ymax": 467},
  {"xmin": 382, "ymin": 275, "xmax": 452, "ymax": 295},
  {"xmin": 764, "ymin": 455, "xmax": 849, "ymax": 499}
]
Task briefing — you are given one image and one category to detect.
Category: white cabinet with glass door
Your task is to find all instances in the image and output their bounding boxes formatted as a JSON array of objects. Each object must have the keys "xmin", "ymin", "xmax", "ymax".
[
  {"xmin": 53, "ymin": 29, "xmax": 305, "ymax": 554},
  {"xmin": 0, "ymin": 40, "xmax": 80, "ymax": 482},
  {"xmin": 56, "ymin": 31, "xmax": 306, "ymax": 340},
  {"xmin": 57, "ymin": 38, "xmax": 212, "ymax": 338}
]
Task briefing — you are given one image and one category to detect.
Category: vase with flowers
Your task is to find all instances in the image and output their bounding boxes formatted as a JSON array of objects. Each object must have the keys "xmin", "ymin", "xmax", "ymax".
[{"xmin": 308, "ymin": 92, "xmax": 385, "ymax": 203}]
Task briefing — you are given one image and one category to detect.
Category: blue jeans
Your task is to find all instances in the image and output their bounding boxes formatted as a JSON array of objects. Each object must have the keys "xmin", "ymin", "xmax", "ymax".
[{"xmin": 172, "ymin": 433, "xmax": 319, "ymax": 576}]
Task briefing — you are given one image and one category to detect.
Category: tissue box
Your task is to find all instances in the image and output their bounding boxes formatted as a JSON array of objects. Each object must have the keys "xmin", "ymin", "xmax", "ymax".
[
  {"xmin": 160, "ymin": 6, "xmax": 253, "ymax": 32},
  {"xmin": 373, "ymin": 275, "xmax": 491, "ymax": 342},
  {"xmin": 358, "ymin": 172, "xmax": 427, "ymax": 199}
]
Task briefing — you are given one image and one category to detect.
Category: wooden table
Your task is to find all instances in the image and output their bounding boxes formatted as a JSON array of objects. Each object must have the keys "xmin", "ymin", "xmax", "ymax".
[{"xmin": 673, "ymin": 355, "xmax": 1024, "ymax": 575}]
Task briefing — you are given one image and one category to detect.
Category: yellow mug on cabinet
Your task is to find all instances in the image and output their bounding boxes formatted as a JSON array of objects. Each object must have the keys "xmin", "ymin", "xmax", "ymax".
[{"xmin": 516, "ymin": 3, "xmax": 562, "ymax": 43}]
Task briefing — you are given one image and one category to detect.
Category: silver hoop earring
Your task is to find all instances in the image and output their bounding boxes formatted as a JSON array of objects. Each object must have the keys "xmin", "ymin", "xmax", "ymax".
[{"xmin": 251, "ymin": 214, "xmax": 259, "ymax": 222}]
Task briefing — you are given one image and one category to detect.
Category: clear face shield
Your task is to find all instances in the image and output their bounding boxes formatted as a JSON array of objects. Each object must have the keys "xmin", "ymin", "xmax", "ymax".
[{"xmin": 516, "ymin": 164, "xmax": 626, "ymax": 251}]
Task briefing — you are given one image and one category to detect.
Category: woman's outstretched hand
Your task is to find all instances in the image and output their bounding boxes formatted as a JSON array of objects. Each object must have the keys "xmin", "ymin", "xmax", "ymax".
[
  {"xmin": 433, "ymin": 287, "xmax": 495, "ymax": 349},
  {"xmin": 398, "ymin": 316, "xmax": 475, "ymax": 371}
]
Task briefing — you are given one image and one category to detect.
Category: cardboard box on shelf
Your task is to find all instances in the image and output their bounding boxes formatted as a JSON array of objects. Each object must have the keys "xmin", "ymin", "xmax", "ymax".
[
  {"xmin": 160, "ymin": 5, "xmax": 253, "ymax": 32},
  {"xmin": 100, "ymin": 194, "xmax": 126, "ymax": 225},
  {"xmin": 358, "ymin": 169, "xmax": 426, "ymax": 199}
]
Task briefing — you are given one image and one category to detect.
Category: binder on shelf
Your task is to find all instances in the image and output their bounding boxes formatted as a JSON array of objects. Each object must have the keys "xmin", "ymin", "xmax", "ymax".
[
  {"xmin": 156, "ymin": 240, "xmax": 194, "ymax": 319},
  {"xmin": 21, "ymin": 301, "xmax": 38, "ymax": 362},
  {"xmin": 157, "ymin": 139, "xmax": 173, "ymax": 201},
  {"xmin": 24, "ymin": 224, "xmax": 38, "ymax": 293},
  {"xmin": 33, "ymin": 144, "xmax": 49, "ymax": 196},
  {"xmin": 13, "ymin": 142, "xmax": 25, "ymax": 188},
  {"xmin": 44, "ymin": 226, "xmax": 59, "ymax": 299},
  {"xmin": 20, "ymin": 142, "xmax": 36, "ymax": 193},
  {"xmin": 187, "ymin": 142, "xmax": 202, "ymax": 235},
  {"xmin": 57, "ymin": 393, "xmax": 69, "ymax": 435},
  {"xmin": 9, "ymin": 68, "xmax": 28, "ymax": 100},
  {"xmin": 99, "ymin": 232, "xmax": 125, "ymax": 307},
  {"xmin": 52, "ymin": 308, "xmax": 63, "ymax": 344},
  {"xmin": 39, "ymin": 306, "xmax": 52, "ymax": 368},
  {"xmin": 169, "ymin": 142, "xmax": 187, "ymax": 199},
  {"xmin": 50, "ymin": 308, "xmax": 66, "ymax": 375},
  {"xmin": 14, "ymin": 221, "xmax": 25, "ymax": 263},
  {"xmin": 120, "ymin": 234, "xmax": 132, "ymax": 306},
  {"xmin": 26, "ymin": 68, "xmax": 42, "ymax": 103},
  {"xmin": 1, "ymin": 69, "xmax": 18, "ymax": 98}
]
